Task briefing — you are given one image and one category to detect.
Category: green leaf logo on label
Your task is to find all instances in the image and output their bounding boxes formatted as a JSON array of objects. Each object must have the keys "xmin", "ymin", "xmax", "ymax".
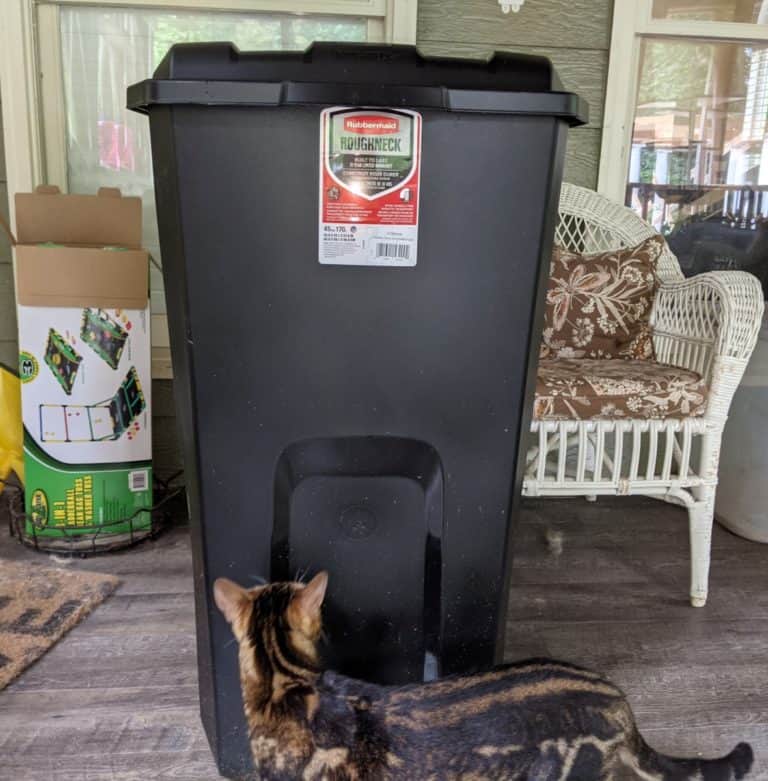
[{"xmin": 19, "ymin": 351, "xmax": 39, "ymax": 383}]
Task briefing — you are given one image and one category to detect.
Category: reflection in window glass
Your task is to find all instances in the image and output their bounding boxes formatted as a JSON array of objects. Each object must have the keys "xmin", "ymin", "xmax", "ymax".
[
  {"xmin": 61, "ymin": 7, "xmax": 367, "ymax": 314},
  {"xmin": 652, "ymin": 0, "xmax": 768, "ymax": 24},
  {"xmin": 627, "ymin": 38, "xmax": 768, "ymax": 294}
]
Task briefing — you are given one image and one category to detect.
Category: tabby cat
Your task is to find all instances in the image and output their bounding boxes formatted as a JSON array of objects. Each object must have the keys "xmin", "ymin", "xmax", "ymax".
[{"xmin": 214, "ymin": 572, "xmax": 754, "ymax": 780}]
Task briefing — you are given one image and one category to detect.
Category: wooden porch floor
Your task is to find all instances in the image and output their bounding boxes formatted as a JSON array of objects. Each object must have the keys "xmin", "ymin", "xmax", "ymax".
[{"xmin": 0, "ymin": 496, "xmax": 765, "ymax": 779}]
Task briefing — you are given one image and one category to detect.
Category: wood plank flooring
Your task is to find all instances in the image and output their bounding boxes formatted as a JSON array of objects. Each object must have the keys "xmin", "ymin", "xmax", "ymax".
[{"xmin": 0, "ymin": 496, "xmax": 765, "ymax": 780}]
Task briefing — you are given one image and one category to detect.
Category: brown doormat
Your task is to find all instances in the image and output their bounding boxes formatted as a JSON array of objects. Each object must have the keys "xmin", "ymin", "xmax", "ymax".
[{"xmin": 0, "ymin": 559, "xmax": 119, "ymax": 690}]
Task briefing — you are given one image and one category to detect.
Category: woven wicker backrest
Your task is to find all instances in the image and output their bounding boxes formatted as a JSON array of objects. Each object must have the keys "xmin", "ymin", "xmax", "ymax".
[{"xmin": 556, "ymin": 183, "xmax": 684, "ymax": 283}]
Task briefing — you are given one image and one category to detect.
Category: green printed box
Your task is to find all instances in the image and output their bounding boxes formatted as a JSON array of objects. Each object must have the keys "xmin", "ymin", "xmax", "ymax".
[{"xmin": 14, "ymin": 187, "xmax": 152, "ymax": 536}]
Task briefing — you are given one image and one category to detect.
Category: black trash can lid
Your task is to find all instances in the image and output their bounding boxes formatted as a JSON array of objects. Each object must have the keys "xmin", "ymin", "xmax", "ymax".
[{"xmin": 127, "ymin": 42, "xmax": 588, "ymax": 125}]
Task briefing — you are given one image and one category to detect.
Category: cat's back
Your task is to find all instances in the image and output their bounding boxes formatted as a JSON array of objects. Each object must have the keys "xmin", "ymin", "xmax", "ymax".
[
  {"xmin": 384, "ymin": 657, "xmax": 626, "ymax": 719},
  {"xmin": 378, "ymin": 658, "xmax": 633, "ymax": 778}
]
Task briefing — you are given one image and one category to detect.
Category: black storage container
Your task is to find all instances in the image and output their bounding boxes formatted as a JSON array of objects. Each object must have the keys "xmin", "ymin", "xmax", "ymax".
[{"xmin": 128, "ymin": 42, "xmax": 586, "ymax": 779}]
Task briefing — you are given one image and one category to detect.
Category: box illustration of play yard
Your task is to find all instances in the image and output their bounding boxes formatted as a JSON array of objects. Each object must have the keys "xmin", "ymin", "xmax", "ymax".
[{"xmin": 14, "ymin": 186, "xmax": 152, "ymax": 537}]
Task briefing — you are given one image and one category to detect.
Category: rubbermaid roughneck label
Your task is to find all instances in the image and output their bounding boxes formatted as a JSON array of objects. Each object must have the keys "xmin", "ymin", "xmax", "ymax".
[{"xmin": 319, "ymin": 107, "xmax": 421, "ymax": 267}]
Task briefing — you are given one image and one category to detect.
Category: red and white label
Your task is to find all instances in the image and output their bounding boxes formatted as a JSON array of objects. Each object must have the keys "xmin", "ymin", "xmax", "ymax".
[{"xmin": 319, "ymin": 107, "xmax": 421, "ymax": 267}]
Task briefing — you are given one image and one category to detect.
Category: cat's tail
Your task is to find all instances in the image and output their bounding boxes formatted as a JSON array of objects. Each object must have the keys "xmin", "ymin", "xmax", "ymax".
[{"xmin": 637, "ymin": 739, "xmax": 754, "ymax": 780}]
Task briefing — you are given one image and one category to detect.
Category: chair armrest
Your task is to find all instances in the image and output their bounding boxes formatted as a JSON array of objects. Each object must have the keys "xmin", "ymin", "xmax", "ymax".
[{"xmin": 651, "ymin": 270, "xmax": 764, "ymax": 364}]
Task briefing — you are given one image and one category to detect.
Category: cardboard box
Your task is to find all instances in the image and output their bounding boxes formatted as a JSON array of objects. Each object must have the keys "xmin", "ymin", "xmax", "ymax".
[{"xmin": 12, "ymin": 186, "xmax": 152, "ymax": 538}]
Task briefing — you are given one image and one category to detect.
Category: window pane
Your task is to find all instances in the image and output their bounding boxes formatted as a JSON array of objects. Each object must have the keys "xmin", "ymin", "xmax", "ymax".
[
  {"xmin": 627, "ymin": 38, "xmax": 768, "ymax": 294},
  {"xmin": 60, "ymin": 7, "xmax": 367, "ymax": 317},
  {"xmin": 652, "ymin": 0, "xmax": 768, "ymax": 23}
]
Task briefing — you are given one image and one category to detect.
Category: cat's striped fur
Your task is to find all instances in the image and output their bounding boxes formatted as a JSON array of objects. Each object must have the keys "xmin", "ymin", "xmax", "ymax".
[{"xmin": 214, "ymin": 573, "xmax": 754, "ymax": 781}]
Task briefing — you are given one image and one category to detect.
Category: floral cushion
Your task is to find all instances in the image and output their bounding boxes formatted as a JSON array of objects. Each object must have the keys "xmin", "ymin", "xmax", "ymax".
[
  {"xmin": 540, "ymin": 235, "xmax": 665, "ymax": 361},
  {"xmin": 534, "ymin": 358, "xmax": 708, "ymax": 420}
]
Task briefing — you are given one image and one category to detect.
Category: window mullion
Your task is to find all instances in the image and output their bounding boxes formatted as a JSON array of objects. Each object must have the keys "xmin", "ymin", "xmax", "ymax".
[
  {"xmin": 640, "ymin": 19, "xmax": 768, "ymax": 42},
  {"xmin": 37, "ymin": 3, "xmax": 68, "ymax": 191},
  {"xmin": 597, "ymin": 0, "xmax": 645, "ymax": 201}
]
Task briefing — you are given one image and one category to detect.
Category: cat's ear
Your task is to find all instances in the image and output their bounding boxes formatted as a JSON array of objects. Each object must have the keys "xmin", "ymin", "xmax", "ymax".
[
  {"xmin": 292, "ymin": 571, "xmax": 328, "ymax": 624},
  {"xmin": 213, "ymin": 578, "xmax": 249, "ymax": 626}
]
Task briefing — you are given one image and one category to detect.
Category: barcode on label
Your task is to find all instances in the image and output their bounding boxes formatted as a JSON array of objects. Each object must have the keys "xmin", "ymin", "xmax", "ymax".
[
  {"xmin": 129, "ymin": 470, "xmax": 149, "ymax": 492},
  {"xmin": 375, "ymin": 242, "xmax": 411, "ymax": 260}
]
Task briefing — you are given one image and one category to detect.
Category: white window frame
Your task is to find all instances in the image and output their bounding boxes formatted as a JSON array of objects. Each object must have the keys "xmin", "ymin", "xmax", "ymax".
[
  {"xmin": 599, "ymin": 0, "xmax": 768, "ymax": 204},
  {"xmin": 0, "ymin": 0, "xmax": 417, "ymax": 377}
]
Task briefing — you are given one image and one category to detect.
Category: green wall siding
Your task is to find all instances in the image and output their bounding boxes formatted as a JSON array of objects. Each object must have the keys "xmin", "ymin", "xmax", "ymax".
[{"xmin": 417, "ymin": 0, "xmax": 614, "ymax": 189}]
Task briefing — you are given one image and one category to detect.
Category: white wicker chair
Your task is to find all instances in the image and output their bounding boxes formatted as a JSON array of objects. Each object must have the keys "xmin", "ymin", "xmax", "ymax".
[{"xmin": 524, "ymin": 183, "xmax": 765, "ymax": 606}]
